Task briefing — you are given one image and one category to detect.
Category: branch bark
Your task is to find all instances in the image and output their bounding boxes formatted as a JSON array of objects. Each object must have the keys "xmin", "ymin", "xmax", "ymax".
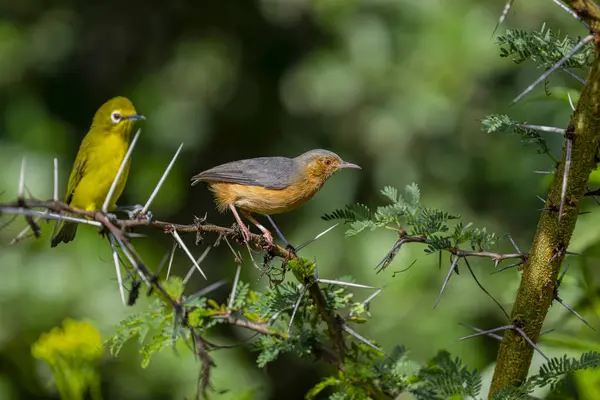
[
  {"xmin": 489, "ymin": 4, "xmax": 600, "ymax": 395},
  {"xmin": 563, "ymin": 0, "xmax": 600, "ymax": 31},
  {"xmin": 0, "ymin": 199, "xmax": 348, "ymax": 369}
]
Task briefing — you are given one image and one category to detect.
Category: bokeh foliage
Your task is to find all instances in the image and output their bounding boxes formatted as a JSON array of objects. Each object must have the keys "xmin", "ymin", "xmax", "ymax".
[{"xmin": 3, "ymin": 0, "xmax": 600, "ymax": 399}]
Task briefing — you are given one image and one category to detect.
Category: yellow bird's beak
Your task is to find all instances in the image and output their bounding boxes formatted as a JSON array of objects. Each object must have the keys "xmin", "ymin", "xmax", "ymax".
[
  {"xmin": 123, "ymin": 114, "xmax": 146, "ymax": 121},
  {"xmin": 338, "ymin": 161, "xmax": 361, "ymax": 170}
]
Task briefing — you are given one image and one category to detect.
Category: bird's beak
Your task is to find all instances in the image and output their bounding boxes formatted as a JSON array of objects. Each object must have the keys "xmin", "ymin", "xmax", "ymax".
[
  {"xmin": 123, "ymin": 114, "xmax": 146, "ymax": 121},
  {"xmin": 338, "ymin": 161, "xmax": 361, "ymax": 170}
]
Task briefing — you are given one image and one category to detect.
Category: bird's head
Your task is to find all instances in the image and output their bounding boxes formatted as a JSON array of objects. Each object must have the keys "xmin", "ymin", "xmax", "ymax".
[
  {"xmin": 92, "ymin": 96, "xmax": 145, "ymax": 137},
  {"xmin": 296, "ymin": 149, "xmax": 361, "ymax": 182}
]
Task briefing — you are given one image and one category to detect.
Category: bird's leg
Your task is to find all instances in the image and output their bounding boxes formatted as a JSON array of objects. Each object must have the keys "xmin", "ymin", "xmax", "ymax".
[
  {"xmin": 241, "ymin": 210, "xmax": 274, "ymax": 248},
  {"xmin": 229, "ymin": 204, "xmax": 252, "ymax": 243}
]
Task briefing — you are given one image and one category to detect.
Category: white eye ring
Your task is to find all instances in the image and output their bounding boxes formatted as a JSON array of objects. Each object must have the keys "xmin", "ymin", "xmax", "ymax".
[{"xmin": 111, "ymin": 111, "xmax": 121, "ymax": 124}]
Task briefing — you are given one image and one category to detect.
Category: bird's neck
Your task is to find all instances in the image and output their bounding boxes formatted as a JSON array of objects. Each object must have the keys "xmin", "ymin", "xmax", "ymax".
[
  {"xmin": 297, "ymin": 170, "xmax": 329, "ymax": 195},
  {"xmin": 298, "ymin": 163, "xmax": 333, "ymax": 189},
  {"xmin": 94, "ymin": 123, "xmax": 134, "ymax": 142}
]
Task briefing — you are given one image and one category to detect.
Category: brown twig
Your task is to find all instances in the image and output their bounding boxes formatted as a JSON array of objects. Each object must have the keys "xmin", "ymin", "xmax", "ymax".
[
  {"xmin": 0, "ymin": 199, "xmax": 295, "ymax": 260},
  {"xmin": 377, "ymin": 231, "xmax": 528, "ymax": 273}
]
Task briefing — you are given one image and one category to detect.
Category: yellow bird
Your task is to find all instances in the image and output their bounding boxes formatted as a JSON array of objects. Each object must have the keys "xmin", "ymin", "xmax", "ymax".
[{"xmin": 51, "ymin": 96, "xmax": 145, "ymax": 247}]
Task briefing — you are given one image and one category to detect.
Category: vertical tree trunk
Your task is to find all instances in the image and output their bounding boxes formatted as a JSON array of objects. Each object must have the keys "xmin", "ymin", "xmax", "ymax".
[{"xmin": 489, "ymin": 4, "xmax": 600, "ymax": 394}]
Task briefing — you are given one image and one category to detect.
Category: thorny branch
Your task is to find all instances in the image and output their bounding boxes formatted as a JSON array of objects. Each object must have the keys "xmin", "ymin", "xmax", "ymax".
[
  {"xmin": 1, "ymin": 199, "xmax": 295, "ymax": 260},
  {"xmin": 377, "ymin": 229, "xmax": 528, "ymax": 273},
  {"xmin": 0, "ymin": 197, "xmax": 351, "ymax": 376}
]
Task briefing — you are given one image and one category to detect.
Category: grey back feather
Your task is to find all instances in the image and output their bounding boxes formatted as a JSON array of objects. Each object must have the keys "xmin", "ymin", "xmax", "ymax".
[
  {"xmin": 191, "ymin": 156, "xmax": 300, "ymax": 189},
  {"xmin": 191, "ymin": 149, "xmax": 341, "ymax": 189}
]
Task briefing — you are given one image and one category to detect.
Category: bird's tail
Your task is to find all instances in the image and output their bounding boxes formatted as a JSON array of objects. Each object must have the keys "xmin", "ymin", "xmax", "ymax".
[{"xmin": 50, "ymin": 218, "xmax": 78, "ymax": 247}]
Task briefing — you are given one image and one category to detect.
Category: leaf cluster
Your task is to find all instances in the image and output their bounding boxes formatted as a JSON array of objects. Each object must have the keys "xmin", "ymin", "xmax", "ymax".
[
  {"xmin": 323, "ymin": 183, "xmax": 498, "ymax": 256},
  {"xmin": 497, "ymin": 25, "xmax": 593, "ymax": 69},
  {"xmin": 482, "ymin": 114, "xmax": 553, "ymax": 158}
]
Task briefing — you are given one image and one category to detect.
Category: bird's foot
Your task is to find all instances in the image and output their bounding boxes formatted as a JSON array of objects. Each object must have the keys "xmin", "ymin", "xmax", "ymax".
[
  {"xmin": 116, "ymin": 204, "xmax": 153, "ymax": 222},
  {"xmin": 238, "ymin": 223, "xmax": 252, "ymax": 244},
  {"xmin": 96, "ymin": 211, "xmax": 118, "ymax": 238},
  {"xmin": 262, "ymin": 231, "xmax": 274, "ymax": 250},
  {"xmin": 104, "ymin": 212, "xmax": 119, "ymax": 224}
]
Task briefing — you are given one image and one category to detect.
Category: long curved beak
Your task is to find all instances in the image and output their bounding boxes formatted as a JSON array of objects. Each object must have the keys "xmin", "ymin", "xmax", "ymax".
[
  {"xmin": 338, "ymin": 161, "xmax": 361, "ymax": 170},
  {"xmin": 124, "ymin": 114, "xmax": 146, "ymax": 121}
]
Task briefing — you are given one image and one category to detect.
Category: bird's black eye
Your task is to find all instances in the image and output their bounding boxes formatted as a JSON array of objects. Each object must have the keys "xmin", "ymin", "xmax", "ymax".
[
  {"xmin": 324, "ymin": 159, "xmax": 332, "ymax": 166},
  {"xmin": 111, "ymin": 111, "xmax": 121, "ymax": 124}
]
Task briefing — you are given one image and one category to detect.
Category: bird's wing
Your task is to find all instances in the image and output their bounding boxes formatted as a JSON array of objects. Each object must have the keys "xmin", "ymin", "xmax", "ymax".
[
  {"xmin": 64, "ymin": 135, "xmax": 92, "ymax": 204},
  {"xmin": 191, "ymin": 157, "xmax": 298, "ymax": 190}
]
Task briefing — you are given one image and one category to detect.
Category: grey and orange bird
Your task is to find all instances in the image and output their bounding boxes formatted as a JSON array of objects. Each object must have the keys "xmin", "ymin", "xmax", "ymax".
[{"xmin": 191, "ymin": 149, "xmax": 361, "ymax": 247}]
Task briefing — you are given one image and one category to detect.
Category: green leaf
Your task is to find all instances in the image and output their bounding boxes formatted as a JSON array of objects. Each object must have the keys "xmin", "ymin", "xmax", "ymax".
[
  {"xmin": 381, "ymin": 185, "xmax": 398, "ymax": 203},
  {"xmin": 322, "ymin": 203, "xmax": 373, "ymax": 222},
  {"xmin": 140, "ymin": 333, "xmax": 174, "ymax": 368},
  {"xmin": 497, "ymin": 25, "xmax": 593, "ymax": 69},
  {"xmin": 346, "ymin": 220, "xmax": 378, "ymax": 238},
  {"xmin": 492, "ymin": 386, "xmax": 535, "ymax": 400},
  {"xmin": 531, "ymin": 351, "xmax": 600, "ymax": 391},
  {"xmin": 481, "ymin": 114, "xmax": 552, "ymax": 157},
  {"xmin": 411, "ymin": 350, "xmax": 482, "ymax": 398},
  {"xmin": 306, "ymin": 377, "xmax": 339, "ymax": 399},
  {"xmin": 405, "ymin": 183, "xmax": 421, "ymax": 207}
]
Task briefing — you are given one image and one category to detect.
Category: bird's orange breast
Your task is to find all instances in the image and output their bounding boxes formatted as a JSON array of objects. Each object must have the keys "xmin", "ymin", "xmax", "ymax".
[{"xmin": 208, "ymin": 178, "xmax": 325, "ymax": 215}]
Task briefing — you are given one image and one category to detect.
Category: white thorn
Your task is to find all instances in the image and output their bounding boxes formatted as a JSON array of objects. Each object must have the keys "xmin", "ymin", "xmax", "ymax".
[
  {"xmin": 342, "ymin": 324, "xmax": 384, "ymax": 354},
  {"xmin": 182, "ymin": 264, "xmax": 196, "ymax": 285},
  {"xmin": 562, "ymin": 68, "xmax": 586, "ymax": 85},
  {"xmin": 316, "ymin": 278, "xmax": 377, "ymax": 290},
  {"xmin": 551, "ymin": 0, "xmax": 590, "ymax": 28},
  {"xmin": 567, "ymin": 91, "xmax": 576, "ymax": 111},
  {"xmin": 9, "ymin": 224, "xmax": 33, "ymax": 245},
  {"xmin": 297, "ymin": 223, "xmax": 339, "ymax": 251},
  {"xmin": 288, "ymin": 286, "xmax": 307, "ymax": 333},
  {"xmin": 228, "ymin": 265, "xmax": 242, "ymax": 310},
  {"xmin": 458, "ymin": 325, "xmax": 512, "ymax": 341},
  {"xmin": 171, "ymin": 229, "xmax": 207, "ymax": 280},
  {"xmin": 434, "ymin": 256, "xmax": 460, "ymax": 309},
  {"xmin": 18, "ymin": 157, "xmax": 26, "ymax": 200},
  {"xmin": 183, "ymin": 246, "xmax": 211, "ymax": 285},
  {"xmin": 517, "ymin": 124, "xmax": 565, "ymax": 134},
  {"xmin": 154, "ymin": 249, "xmax": 171, "ymax": 275},
  {"xmin": 0, "ymin": 208, "xmax": 103, "ymax": 227},
  {"xmin": 459, "ymin": 323, "xmax": 503, "ymax": 341},
  {"xmin": 348, "ymin": 287, "xmax": 383, "ymax": 319},
  {"xmin": 492, "ymin": 0, "xmax": 515, "ymax": 37},
  {"xmin": 185, "ymin": 280, "xmax": 227, "ymax": 303},
  {"xmin": 268, "ymin": 310, "xmax": 282, "ymax": 326},
  {"xmin": 507, "ymin": 234, "xmax": 521, "ymax": 254},
  {"xmin": 141, "ymin": 142, "xmax": 184, "ymax": 215},
  {"xmin": 313, "ymin": 223, "xmax": 339, "ymax": 241},
  {"xmin": 361, "ymin": 288, "xmax": 383, "ymax": 307},
  {"xmin": 53, "ymin": 158, "xmax": 59, "ymax": 202},
  {"xmin": 166, "ymin": 240, "xmax": 177, "ymax": 280},
  {"xmin": 102, "ymin": 128, "xmax": 141, "ymax": 213},
  {"xmin": 111, "ymin": 232, "xmax": 150, "ymax": 287},
  {"xmin": 559, "ymin": 137, "xmax": 572, "ymax": 221},
  {"xmin": 512, "ymin": 35, "xmax": 593, "ymax": 104},
  {"xmin": 109, "ymin": 235, "xmax": 127, "ymax": 308}
]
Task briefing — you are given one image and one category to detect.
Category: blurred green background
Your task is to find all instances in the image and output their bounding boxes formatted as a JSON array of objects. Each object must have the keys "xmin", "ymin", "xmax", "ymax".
[{"xmin": 1, "ymin": 0, "xmax": 600, "ymax": 398}]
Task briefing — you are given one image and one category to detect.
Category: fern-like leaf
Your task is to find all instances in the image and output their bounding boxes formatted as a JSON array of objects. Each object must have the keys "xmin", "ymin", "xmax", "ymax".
[{"xmin": 322, "ymin": 203, "xmax": 373, "ymax": 222}]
